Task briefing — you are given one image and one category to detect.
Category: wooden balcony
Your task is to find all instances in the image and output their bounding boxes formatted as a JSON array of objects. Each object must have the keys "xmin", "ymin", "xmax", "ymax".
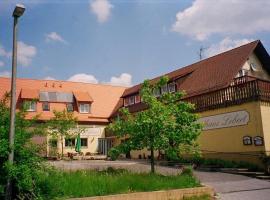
[{"xmin": 185, "ymin": 76, "xmax": 270, "ymax": 112}]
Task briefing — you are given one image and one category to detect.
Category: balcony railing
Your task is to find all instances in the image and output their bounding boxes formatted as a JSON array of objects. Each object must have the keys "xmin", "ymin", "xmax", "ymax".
[{"xmin": 185, "ymin": 76, "xmax": 270, "ymax": 112}]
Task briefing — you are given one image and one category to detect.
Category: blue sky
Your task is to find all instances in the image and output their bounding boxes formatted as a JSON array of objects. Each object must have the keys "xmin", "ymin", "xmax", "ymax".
[{"xmin": 1, "ymin": 0, "xmax": 270, "ymax": 86}]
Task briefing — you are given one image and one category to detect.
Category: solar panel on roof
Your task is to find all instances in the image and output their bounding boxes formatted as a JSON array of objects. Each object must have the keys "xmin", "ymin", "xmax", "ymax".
[{"xmin": 39, "ymin": 91, "xmax": 73, "ymax": 103}]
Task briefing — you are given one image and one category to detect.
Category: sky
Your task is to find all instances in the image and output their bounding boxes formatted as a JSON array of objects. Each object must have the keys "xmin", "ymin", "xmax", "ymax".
[{"xmin": 0, "ymin": 0, "xmax": 270, "ymax": 87}]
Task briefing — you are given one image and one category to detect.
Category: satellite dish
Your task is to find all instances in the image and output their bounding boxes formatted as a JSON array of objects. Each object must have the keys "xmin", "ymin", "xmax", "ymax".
[{"xmin": 250, "ymin": 63, "xmax": 258, "ymax": 71}]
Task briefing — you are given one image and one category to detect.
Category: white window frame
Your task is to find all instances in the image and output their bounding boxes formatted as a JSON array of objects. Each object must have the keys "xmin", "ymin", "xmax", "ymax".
[
  {"xmin": 129, "ymin": 96, "xmax": 135, "ymax": 105},
  {"xmin": 168, "ymin": 83, "xmax": 176, "ymax": 93},
  {"xmin": 153, "ymin": 88, "xmax": 161, "ymax": 97},
  {"xmin": 66, "ymin": 103, "xmax": 73, "ymax": 112},
  {"xmin": 161, "ymin": 85, "xmax": 168, "ymax": 94},
  {"xmin": 135, "ymin": 95, "xmax": 140, "ymax": 104},
  {"xmin": 124, "ymin": 98, "xmax": 129, "ymax": 107},
  {"xmin": 79, "ymin": 103, "xmax": 90, "ymax": 113},
  {"xmin": 26, "ymin": 101, "xmax": 37, "ymax": 112}
]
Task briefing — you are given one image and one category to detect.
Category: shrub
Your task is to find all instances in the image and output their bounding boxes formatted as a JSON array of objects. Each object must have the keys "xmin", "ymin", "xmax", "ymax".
[{"xmin": 108, "ymin": 147, "xmax": 121, "ymax": 161}]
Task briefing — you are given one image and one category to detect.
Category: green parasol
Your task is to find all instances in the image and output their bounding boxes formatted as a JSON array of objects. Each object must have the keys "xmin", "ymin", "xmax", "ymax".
[{"xmin": 75, "ymin": 133, "xmax": 81, "ymax": 153}]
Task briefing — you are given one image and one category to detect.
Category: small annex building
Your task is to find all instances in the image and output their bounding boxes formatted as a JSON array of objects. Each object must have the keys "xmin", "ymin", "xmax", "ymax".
[{"xmin": 0, "ymin": 40, "xmax": 270, "ymax": 166}]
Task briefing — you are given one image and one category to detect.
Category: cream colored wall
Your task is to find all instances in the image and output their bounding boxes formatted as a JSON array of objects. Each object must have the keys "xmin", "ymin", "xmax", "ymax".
[
  {"xmin": 47, "ymin": 124, "xmax": 106, "ymax": 156},
  {"xmin": 260, "ymin": 102, "xmax": 270, "ymax": 156},
  {"xmin": 242, "ymin": 52, "xmax": 270, "ymax": 80}
]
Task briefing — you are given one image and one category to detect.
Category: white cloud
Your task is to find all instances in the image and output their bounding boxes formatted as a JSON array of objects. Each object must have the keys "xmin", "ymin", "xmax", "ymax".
[
  {"xmin": 45, "ymin": 32, "xmax": 68, "ymax": 44},
  {"xmin": 43, "ymin": 76, "xmax": 55, "ymax": 80},
  {"xmin": 0, "ymin": 61, "xmax": 4, "ymax": 67},
  {"xmin": 172, "ymin": 0, "xmax": 270, "ymax": 40},
  {"xmin": 90, "ymin": 0, "xmax": 113, "ymax": 23},
  {"xmin": 0, "ymin": 71, "xmax": 11, "ymax": 77},
  {"xmin": 205, "ymin": 37, "xmax": 254, "ymax": 57},
  {"xmin": 0, "ymin": 45, "xmax": 11, "ymax": 58},
  {"xmin": 67, "ymin": 73, "xmax": 98, "ymax": 84},
  {"xmin": 107, "ymin": 73, "xmax": 132, "ymax": 87},
  {"xmin": 18, "ymin": 41, "xmax": 37, "ymax": 66}
]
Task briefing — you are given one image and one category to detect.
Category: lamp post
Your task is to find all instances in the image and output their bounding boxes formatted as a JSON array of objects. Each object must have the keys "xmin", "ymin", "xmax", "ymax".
[{"xmin": 5, "ymin": 4, "xmax": 25, "ymax": 200}]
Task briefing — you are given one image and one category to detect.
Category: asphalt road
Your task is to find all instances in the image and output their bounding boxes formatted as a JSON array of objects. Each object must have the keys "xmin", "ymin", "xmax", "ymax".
[{"xmin": 194, "ymin": 171, "xmax": 270, "ymax": 200}]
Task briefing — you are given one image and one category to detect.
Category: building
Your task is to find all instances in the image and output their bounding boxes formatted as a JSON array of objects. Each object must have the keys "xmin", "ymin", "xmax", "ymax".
[
  {"xmin": 0, "ymin": 40, "xmax": 270, "ymax": 165},
  {"xmin": 115, "ymin": 40, "xmax": 270, "ymax": 165},
  {"xmin": 0, "ymin": 78, "xmax": 126, "ymax": 157}
]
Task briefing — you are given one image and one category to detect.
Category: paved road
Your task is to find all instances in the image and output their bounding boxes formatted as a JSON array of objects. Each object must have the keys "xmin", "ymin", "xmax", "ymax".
[
  {"xmin": 50, "ymin": 160, "xmax": 270, "ymax": 199},
  {"xmin": 194, "ymin": 171, "xmax": 270, "ymax": 200}
]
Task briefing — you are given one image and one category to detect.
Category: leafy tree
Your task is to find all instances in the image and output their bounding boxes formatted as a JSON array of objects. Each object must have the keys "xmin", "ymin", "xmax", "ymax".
[
  {"xmin": 0, "ymin": 94, "xmax": 48, "ymax": 199},
  {"xmin": 47, "ymin": 110, "xmax": 82, "ymax": 158},
  {"xmin": 108, "ymin": 77, "xmax": 202, "ymax": 173}
]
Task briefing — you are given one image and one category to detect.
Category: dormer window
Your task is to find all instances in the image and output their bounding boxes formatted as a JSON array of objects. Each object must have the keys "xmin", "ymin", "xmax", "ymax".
[
  {"xmin": 153, "ymin": 88, "xmax": 161, "ymax": 97},
  {"xmin": 42, "ymin": 102, "xmax": 50, "ymax": 111},
  {"xmin": 67, "ymin": 103, "xmax": 73, "ymax": 112},
  {"xmin": 25, "ymin": 101, "xmax": 37, "ymax": 112},
  {"xmin": 168, "ymin": 83, "xmax": 176, "ymax": 93},
  {"xmin": 79, "ymin": 103, "xmax": 90, "ymax": 113},
  {"xmin": 161, "ymin": 85, "xmax": 168, "ymax": 94}
]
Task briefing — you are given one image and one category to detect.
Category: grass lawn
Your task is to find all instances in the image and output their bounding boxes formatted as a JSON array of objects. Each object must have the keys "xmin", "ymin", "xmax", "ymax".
[{"xmin": 41, "ymin": 168, "xmax": 201, "ymax": 199}]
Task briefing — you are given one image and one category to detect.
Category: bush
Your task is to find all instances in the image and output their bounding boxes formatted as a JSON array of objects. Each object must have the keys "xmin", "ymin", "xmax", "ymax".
[
  {"xmin": 0, "ymin": 95, "xmax": 51, "ymax": 199},
  {"xmin": 108, "ymin": 147, "xmax": 121, "ymax": 161}
]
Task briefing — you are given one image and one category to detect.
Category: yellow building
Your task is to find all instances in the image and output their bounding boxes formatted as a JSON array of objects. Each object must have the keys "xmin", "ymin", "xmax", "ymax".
[{"xmin": 118, "ymin": 40, "xmax": 270, "ymax": 166}]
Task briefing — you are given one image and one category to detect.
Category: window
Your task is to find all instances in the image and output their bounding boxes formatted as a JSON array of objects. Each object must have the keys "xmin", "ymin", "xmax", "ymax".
[
  {"xmin": 128, "ymin": 96, "xmax": 135, "ymax": 105},
  {"xmin": 135, "ymin": 95, "xmax": 140, "ymax": 104},
  {"xmin": 153, "ymin": 88, "xmax": 161, "ymax": 97},
  {"xmin": 65, "ymin": 138, "xmax": 75, "ymax": 147},
  {"xmin": 168, "ymin": 83, "xmax": 176, "ymax": 93},
  {"xmin": 236, "ymin": 69, "xmax": 248, "ymax": 78},
  {"xmin": 81, "ymin": 138, "xmax": 88, "ymax": 147},
  {"xmin": 42, "ymin": 102, "xmax": 50, "ymax": 111},
  {"xmin": 161, "ymin": 85, "xmax": 168, "ymax": 94},
  {"xmin": 243, "ymin": 136, "xmax": 252, "ymax": 145},
  {"xmin": 25, "ymin": 101, "xmax": 37, "ymax": 112},
  {"xmin": 79, "ymin": 103, "xmax": 90, "ymax": 113},
  {"xmin": 67, "ymin": 103, "xmax": 73, "ymax": 112},
  {"xmin": 124, "ymin": 98, "xmax": 129, "ymax": 107}
]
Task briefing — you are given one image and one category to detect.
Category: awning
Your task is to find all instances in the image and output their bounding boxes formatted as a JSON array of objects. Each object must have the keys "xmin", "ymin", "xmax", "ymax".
[
  {"xmin": 73, "ymin": 91, "xmax": 93, "ymax": 102},
  {"xmin": 21, "ymin": 88, "xmax": 39, "ymax": 99}
]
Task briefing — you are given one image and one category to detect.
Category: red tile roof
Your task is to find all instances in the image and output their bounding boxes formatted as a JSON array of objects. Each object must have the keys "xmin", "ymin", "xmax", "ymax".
[
  {"xmin": 0, "ymin": 78, "xmax": 127, "ymax": 123},
  {"xmin": 73, "ymin": 91, "xmax": 93, "ymax": 102},
  {"xmin": 21, "ymin": 88, "xmax": 39, "ymax": 99},
  {"xmin": 122, "ymin": 40, "xmax": 263, "ymax": 98}
]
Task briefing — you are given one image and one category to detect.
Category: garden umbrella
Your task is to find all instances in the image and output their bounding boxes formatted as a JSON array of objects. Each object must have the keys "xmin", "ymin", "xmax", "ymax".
[{"xmin": 75, "ymin": 133, "xmax": 81, "ymax": 153}]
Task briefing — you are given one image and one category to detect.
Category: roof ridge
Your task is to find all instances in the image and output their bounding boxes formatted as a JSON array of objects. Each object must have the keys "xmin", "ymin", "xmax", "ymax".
[{"xmin": 0, "ymin": 76, "xmax": 128, "ymax": 89}]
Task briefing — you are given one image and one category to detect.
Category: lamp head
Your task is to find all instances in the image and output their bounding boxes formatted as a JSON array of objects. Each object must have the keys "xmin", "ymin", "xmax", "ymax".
[{"xmin": 13, "ymin": 4, "xmax": 25, "ymax": 18}]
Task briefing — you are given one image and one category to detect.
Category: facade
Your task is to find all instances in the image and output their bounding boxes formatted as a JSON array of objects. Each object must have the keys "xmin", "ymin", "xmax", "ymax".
[
  {"xmin": 0, "ymin": 78, "xmax": 126, "ymax": 157},
  {"xmin": 1, "ymin": 40, "xmax": 270, "ymax": 165},
  {"xmin": 117, "ymin": 40, "xmax": 270, "ymax": 166}
]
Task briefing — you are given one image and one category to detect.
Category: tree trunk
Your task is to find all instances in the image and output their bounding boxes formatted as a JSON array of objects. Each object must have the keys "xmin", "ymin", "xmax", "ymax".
[{"xmin": 150, "ymin": 146, "xmax": 155, "ymax": 173}]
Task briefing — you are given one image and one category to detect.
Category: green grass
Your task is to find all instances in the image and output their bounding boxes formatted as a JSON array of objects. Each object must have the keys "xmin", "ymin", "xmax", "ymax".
[{"xmin": 41, "ymin": 168, "xmax": 200, "ymax": 199}]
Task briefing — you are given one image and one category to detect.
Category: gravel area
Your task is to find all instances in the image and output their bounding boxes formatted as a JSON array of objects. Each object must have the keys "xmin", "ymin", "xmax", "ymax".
[{"xmin": 49, "ymin": 160, "xmax": 182, "ymax": 176}]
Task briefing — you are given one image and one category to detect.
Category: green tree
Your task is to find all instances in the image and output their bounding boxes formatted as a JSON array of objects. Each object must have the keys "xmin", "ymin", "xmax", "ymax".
[
  {"xmin": 108, "ymin": 77, "xmax": 202, "ymax": 173},
  {"xmin": 0, "ymin": 94, "xmax": 48, "ymax": 199},
  {"xmin": 47, "ymin": 110, "xmax": 82, "ymax": 158}
]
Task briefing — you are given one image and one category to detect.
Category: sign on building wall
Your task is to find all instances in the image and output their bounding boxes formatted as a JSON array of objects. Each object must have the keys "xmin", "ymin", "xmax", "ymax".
[{"xmin": 199, "ymin": 110, "xmax": 249, "ymax": 131}]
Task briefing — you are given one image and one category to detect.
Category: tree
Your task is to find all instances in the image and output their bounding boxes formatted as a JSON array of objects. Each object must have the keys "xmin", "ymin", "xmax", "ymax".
[
  {"xmin": 0, "ymin": 94, "xmax": 48, "ymax": 199},
  {"xmin": 108, "ymin": 76, "xmax": 202, "ymax": 173},
  {"xmin": 47, "ymin": 110, "xmax": 82, "ymax": 158}
]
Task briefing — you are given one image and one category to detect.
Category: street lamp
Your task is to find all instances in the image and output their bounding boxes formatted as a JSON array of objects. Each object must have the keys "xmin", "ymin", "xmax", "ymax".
[{"xmin": 5, "ymin": 4, "xmax": 25, "ymax": 200}]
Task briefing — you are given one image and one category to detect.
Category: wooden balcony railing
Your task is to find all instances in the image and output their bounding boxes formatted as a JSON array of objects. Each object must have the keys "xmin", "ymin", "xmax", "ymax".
[{"xmin": 185, "ymin": 76, "xmax": 270, "ymax": 112}]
